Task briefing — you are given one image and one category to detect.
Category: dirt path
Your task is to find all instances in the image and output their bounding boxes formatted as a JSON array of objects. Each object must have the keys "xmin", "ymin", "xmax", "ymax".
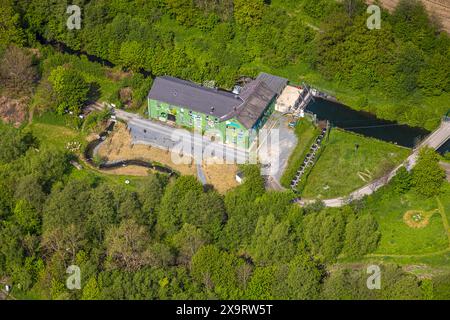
[
  {"xmin": 0, "ymin": 289, "xmax": 16, "ymax": 300},
  {"xmin": 366, "ymin": 197, "xmax": 450, "ymax": 259},
  {"xmin": 97, "ymin": 122, "xmax": 196, "ymax": 176},
  {"xmin": 95, "ymin": 122, "xmax": 239, "ymax": 193},
  {"xmin": 0, "ymin": 280, "xmax": 16, "ymax": 300}
]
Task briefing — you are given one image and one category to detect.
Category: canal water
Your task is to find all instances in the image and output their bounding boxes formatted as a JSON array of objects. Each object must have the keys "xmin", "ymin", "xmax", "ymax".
[
  {"xmin": 305, "ymin": 98, "xmax": 430, "ymax": 148},
  {"xmin": 438, "ymin": 139, "xmax": 450, "ymax": 154}
]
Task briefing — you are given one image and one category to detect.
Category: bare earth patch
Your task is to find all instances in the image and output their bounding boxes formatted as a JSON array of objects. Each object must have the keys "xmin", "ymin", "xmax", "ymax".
[
  {"xmin": 119, "ymin": 87, "xmax": 133, "ymax": 108},
  {"xmin": 403, "ymin": 209, "xmax": 438, "ymax": 228}
]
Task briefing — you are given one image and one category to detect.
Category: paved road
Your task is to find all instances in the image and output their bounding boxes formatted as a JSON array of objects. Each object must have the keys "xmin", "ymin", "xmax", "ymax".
[
  {"xmin": 406, "ymin": 121, "xmax": 450, "ymax": 169},
  {"xmin": 116, "ymin": 107, "xmax": 298, "ymax": 178}
]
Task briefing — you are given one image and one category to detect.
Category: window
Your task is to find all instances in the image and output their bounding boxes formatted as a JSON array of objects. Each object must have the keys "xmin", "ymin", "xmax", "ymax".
[{"xmin": 167, "ymin": 114, "xmax": 176, "ymax": 122}]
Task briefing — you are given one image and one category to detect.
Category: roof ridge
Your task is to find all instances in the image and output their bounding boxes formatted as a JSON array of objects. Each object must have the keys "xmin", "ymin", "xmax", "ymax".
[{"xmin": 159, "ymin": 76, "xmax": 239, "ymax": 99}]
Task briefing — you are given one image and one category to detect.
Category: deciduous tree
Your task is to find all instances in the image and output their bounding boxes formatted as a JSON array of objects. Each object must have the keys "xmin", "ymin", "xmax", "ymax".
[{"xmin": 412, "ymin": 148, "xmax": 445, "ymax": 197}]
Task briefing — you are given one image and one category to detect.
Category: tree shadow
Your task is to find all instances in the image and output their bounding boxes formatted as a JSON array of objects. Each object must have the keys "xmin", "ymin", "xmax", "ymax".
[{"xmin": 87, "ymin": 82, "xmax": 101, "ymax": 103}]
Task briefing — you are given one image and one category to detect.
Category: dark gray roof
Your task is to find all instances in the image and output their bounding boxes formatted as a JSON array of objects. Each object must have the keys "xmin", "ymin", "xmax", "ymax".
[
  {"xmin": 256, "ymin": 72, "xmax": 288, "ymax": 96},
  {"xmin": 148, "ymin": 76, "xmax": 242, "ymax": 117},
  {"xmin": 233, "ymin": 79, "xmax": 276, "ymax": 129}
]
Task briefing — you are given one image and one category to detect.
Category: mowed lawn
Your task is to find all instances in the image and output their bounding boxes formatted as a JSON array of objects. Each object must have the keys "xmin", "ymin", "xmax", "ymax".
[
  {"xmin": 280, "ymin": 118, "xmax": 319, "ymax": 187},
  {"xmin": 302, "ymin": 129, "xmax": 410, "ymax": 198},
  {"xmin": 28, "ymin": 113, "xmax": 85, "ymax": 150},
  {"xmin": 366, "ymin": 191, "xmax": 450, "ymax": 256}
]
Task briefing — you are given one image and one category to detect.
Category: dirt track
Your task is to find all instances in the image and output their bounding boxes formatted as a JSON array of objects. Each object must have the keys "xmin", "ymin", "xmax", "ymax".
[{"xmin": 366, "ymin": 0, "xmax": 450, "ymax": 33}]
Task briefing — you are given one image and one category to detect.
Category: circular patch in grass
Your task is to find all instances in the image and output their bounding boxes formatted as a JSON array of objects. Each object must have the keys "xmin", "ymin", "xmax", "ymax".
[{"xmin": 403, "ymin": 210, "xmax": 436, "ymax": 228}]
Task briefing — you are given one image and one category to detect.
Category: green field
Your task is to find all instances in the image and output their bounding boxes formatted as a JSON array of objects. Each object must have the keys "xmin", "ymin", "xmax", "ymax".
[
  {"xmin": 301, "ymin": 129, "xmax": 410, "ymax": 199},
  {"xmin": 68, "ymin": 163, "xmax": 152, "ymax": 191},
  {"xmin": 27, "ymin": 113, "xmax": 86, "ymax": 150}
]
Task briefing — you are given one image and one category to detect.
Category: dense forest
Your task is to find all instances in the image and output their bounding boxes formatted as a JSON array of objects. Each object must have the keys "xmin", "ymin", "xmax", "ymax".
[
  {"xmin": 1, "ymin": 0, "xmax": 450, "ymax": 129},
  {"xmin": 1, "ymin": 0, "xmax": 450, "ymax": 300}
]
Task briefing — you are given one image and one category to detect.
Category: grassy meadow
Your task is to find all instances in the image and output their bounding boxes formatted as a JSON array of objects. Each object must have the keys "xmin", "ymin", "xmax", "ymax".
[{"xmin": 301, "ymin": 129, "xmax": 410, "ymax": 199}]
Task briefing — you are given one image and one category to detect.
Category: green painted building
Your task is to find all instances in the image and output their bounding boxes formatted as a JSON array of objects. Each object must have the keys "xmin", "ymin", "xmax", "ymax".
[{"xmin": 147, "ymin": 73, "xmax": 287, "ymax": 149}]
